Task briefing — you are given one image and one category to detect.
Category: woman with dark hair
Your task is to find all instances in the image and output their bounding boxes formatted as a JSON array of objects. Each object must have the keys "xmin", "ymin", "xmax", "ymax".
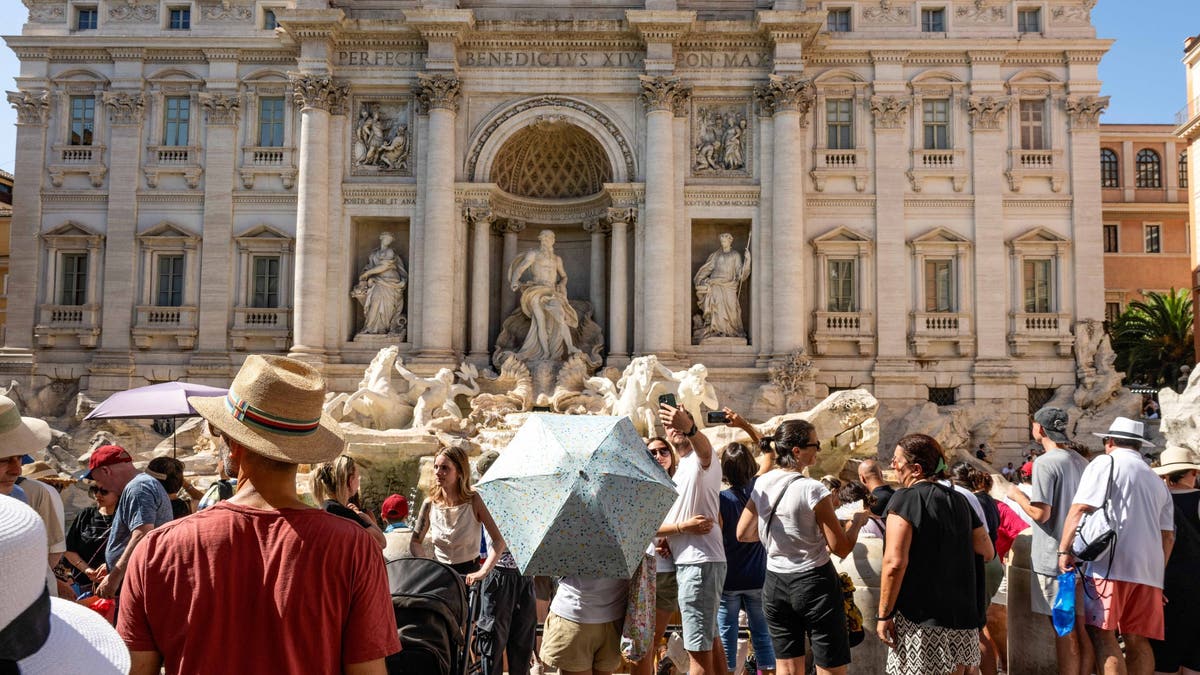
[
  {"xmin": 949, "ymin": 461, "xmax": 1002, "ymax": 675},
  {"xmin": 736, "ymin": 419, "xmax": 868, "ymax": 675},
  {"xmin": 877, "ymin": 434, "xmax": 994, "ymax": 675},
  {"xmin": 1150, "ymin": 447, "xmax": 1200, "ymax": 675},
  {"xmin": 146, "ymin": 456, "xmax": 201, "ymax": 520}
]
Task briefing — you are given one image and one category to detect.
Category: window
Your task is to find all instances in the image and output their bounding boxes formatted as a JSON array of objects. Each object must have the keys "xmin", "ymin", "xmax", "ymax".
[
  {"xmin": 1017, "ymin": 8, "xmax": 1041, "ymax": 33},
  {"xmin": 263, "ymin": 8, "xmax": 277, "ymax": 29},
  {"xmin": 1100, "ymin": 148, "xmax": 1119, "ymax": 187},
  {"xmin": 58, "ymin": 253, "xmax": 88, "ymax": 306},
  {"xmin": 1103, "ymin": 224, "xmax": 1119, "ymax": 253},
  {"xmin": 1180, "ymin": 151, "xmax": 1188, "ymax": 189},
  {"xmin": 1023, "ymin": 259, "xmax": 1053, "ymax": 313},
  {"xmin": 1027, "ymin": 387, "xmax": 1055, "ymax": 416},
  {"xmin": 1135, "ymin": 149, "xmax": 1162, "ymax": 188},
  {"xmin": 168, "ymin": 7, "xmax": 190, "ymax": 29},
  {"xmin": 258, "ymin": 97, "xmax": 285, "ymax": 147},
  {"xmin": 75, "ymin": 6, "xmax": 98, "ymax": 30},
  {"xmin": 162, "ymin": 96, "xmax": 190, "ymax": 146},
  {"xmin": 924, "ymin": 259, "xmax": 955, "ymax": 312},
  {"xmin": 827, "ymin": 8, "xmax": 851, "ymax": 32},
  {"xmin": 827, "ymin": 259, "xmax": 856, "ymax": 312},
  {"xmin": 1105, "ymin": 302, "xmax": 1122, "ymax": 323},
  {"xmin": 1019, "ymin": 100, "xmax": 1046, "ymax": 150},
  {"xmin": 921, "ymin": 8, "xmax": 946, "ymax": 32},
  {"xmin": 68, "ymin": 96, "xmax": 95, "ymax": 146},
  {"xmin": 1145, "ymin": 224, "xmax": 1161, "ymax": 253},
  {"xmin": 923, "ymin": 99, "xmax": 950, "ymax": 150},
  {"xmin": 252, "ymin": 256, "xmax": 281, "ymax": 308},
  {"xmin": 928, "ymin": 387, "xmax": 957, "ymax": 406},
  {"xmin": 826, "ymin": 99, "xmax": 853, "ymax": 150},
  {"xmin": 157, "ymin": 255, "xmax": 185, "ymax": 306}
]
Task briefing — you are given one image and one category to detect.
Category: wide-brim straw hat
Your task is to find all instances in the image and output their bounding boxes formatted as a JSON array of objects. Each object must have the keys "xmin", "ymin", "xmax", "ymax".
[
  {"xmin": 188, "ymin": 354, "xmax": 345, "ymax": 464},
  {"xmin": 0, "ymin": 495, "xmax": 130, "ymax": 674},
  {"xmin": 1091, "ymin": 416, "xmax": 1155, "ymax": 448},
  {"xmin": 0, "ymin": 395, "xmax": 51, "ymax": 459},
  {"xmin": 1153, "ymin": 445, "xmax": 1200, "ymax": 476},
  {"xmin": 21, "ymin": 461, "xmax": 58, "ymax": 481}
]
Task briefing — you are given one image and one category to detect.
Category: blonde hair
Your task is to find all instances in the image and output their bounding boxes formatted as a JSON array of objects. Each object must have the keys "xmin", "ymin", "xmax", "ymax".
[
  {"xmin": 311, "ymin": 455, "xmax": 357, "ymax": 505},
  {"xmin": 431, "ymin": 445, "xmax": 476, "ymax": 505}
]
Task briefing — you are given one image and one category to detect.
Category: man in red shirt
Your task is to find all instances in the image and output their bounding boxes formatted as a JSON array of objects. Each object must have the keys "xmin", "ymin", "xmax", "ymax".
[{"xmin": 118, "ymin": 355, "xmax": 400, "ymax": 674}]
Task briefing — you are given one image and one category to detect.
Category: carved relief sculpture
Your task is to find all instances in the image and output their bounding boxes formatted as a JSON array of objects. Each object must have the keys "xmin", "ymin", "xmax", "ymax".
[
  {"xmin": 352, "ymin": 102, "xmax": 411, "ymax": 174},
  {"xmin": 956, "ymin": 0, "xmax": 1007, "ymax": 24},
  {"xmin": 289, "ymin": 73, "xmax": 349, "ymax": 112},
  {"xmin": 862, "ymin": 0, "xmax": 912, "ymax": 24},
  {"xmin": 1065, "ymin": 95, "xmax": 1110, "ymax": 130},
  {"xmin": 198, "ymin": 92, "xmax": 240, "ymax": 126},
  {"xmin": 869, "ymin": 95, "xmax": 910, "ymax": 129},
  {"xmin": 1051, "ymin": 0, "xmax": 1097, "ymax": 25},
  {"xmin": 101, "ymin": 91, "xmax": 145, "ymax": 125},
  {"xmin": 108, "ymin": 0, "xmax": 158, "ymax": 21},
  {"xmin": 967, "ymin": 95, "xmax": 1010, "ymax": 131},
  {"xmin": 200, "ymin": 0, "xmax": 252, "ymax": 21},
  {"xmin": 352, "ymin": 232, "xmax": 408, "ymax": 338},
  {"xmin": 694, "ymin": 232, "xmax": 751, "ymax": 342},
  {"xmin": 692, "ymin": 103, "xmax": 749, "ymax": 175},
  {"xmin": 25, "ymin": 0, "xmax": 65, "ymax": 22},
  {"xmin": 8, "ymin": 90, "xmax": 51, "ymax": 125}
]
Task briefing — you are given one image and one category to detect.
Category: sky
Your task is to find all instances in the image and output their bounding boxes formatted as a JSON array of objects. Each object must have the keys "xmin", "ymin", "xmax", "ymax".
[{"xmin": 0, "ymin": 0, "xmax": 1197, "ymax": 174}]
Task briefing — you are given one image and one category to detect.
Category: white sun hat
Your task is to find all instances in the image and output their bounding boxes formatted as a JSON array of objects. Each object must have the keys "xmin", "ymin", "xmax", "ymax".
[
  {"xmin": 1091, "ymin": 416, "xmax": 1156, "ymax": 448},
  {"xmin": 0, "ymin": 494, "xmax": 130, "ymax": 673}
]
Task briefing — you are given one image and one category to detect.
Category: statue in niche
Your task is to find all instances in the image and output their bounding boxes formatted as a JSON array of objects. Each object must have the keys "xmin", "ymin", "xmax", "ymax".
[
  {"xmin": 352, "ymin": 232, "xmax": 407, "ymax": 336},
  {"xmin": 694, "ymin": 107, "xmax": 748, "ymax": 173},
  {"xmin": 353, "ymin": 103, "xmax": 410, "ymax": 173},
  {"xmin": 693, "ymin": 232, "xmax": 751, "ymax": 341}
]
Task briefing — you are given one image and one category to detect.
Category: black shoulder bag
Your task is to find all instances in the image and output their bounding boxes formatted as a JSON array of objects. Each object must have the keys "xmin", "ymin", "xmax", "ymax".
[{"xmin": 1072, "ymin": 456, "xmax": 1117, "ymax": 562}]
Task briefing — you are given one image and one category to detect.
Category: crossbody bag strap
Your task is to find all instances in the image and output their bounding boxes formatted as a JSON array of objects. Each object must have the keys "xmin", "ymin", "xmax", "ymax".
[
  {"xmin": 1101, "ymin": 455, "xmax": 1116, "ymax": 518},
  {"xmin": 764, "ymin": 474, "xmax": 803, "ymax": 540}
]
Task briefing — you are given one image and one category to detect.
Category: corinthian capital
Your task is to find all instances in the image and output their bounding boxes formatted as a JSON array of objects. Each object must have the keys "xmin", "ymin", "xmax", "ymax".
[
  {"xmin": 466, "ymin": 207, "xmax": 494, "ymax": 227},
  {"xmin": 1065, "ymin": 95, "xmax": 1109, "ymax": 130},
  {"xmin": 639, "ymin": 76, "xmax": 690, "ymax": 114},
  {"xmin": 415, "ymin": 73, "xmax": 461, "ymax": 114},
  {"xmin": 869, "ymin": 95, "xmax": 910, "ymax": 130},
  {"xmin": 766, "ymin": 74, "xmax": 815, "ymax": 123},
  {"xmin": 289, "ymin": 72, "xmax": 349, "ymax": 113},
  {"xmin": 606, "ymin": 207, "xmax": 636, "ymax": 226},
  {"xmin": 198, "ymin": 92, "xmax": 241, "ymax": 125},
  {"xmin": 7, "ymin": 90, "xmax": 51, "ymax": 125},
  {"xmin": 102, "ymin": 91, "xmax": 145, "ymax": 125},
  {"xmin": 966, "ymin": 95, "xmax": 1009, "ymax": 131}
]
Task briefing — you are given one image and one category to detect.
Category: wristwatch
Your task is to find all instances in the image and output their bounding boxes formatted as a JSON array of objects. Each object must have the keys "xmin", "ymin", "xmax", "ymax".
[{"xmin": 685, "ymin": 424, "xmax": 698, "ymax": 437}]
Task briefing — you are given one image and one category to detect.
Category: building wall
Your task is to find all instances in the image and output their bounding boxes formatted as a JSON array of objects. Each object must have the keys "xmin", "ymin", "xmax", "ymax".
[{"xmin": 1180, "ymin": 34, "xmax": 1200, "ymax": 356}]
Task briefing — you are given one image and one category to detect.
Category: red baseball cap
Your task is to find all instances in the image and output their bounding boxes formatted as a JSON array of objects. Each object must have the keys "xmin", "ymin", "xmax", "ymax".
[
  {"xmin": 82, "ymin": 445, "xmax": 133, "ymax": 479},
  {"xmin": 1019, "ymin": 461, "xmax": 1034, "ymax": 478},
  {"xmin": 381, "ymin": 494, "xmax": 409, "ymax": 521}
]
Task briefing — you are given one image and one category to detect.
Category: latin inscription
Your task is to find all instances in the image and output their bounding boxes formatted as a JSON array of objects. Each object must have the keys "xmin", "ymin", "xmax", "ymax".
[
  {"xmin": 336, "ymin": 51, "xmax": 425, "ymax": 67},
  {"xmin": 463, "ymin": 51, "xmax": 643, "ymax": 68},
  {"xmin": 678, "ymin": 52, "xmax": 770, "ymax": 68}
]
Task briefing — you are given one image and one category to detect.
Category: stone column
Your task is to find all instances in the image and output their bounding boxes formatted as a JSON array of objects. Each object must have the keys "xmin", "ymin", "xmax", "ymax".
[
  {"xmin": 3, "ymin": 91, "xmax": 50, "ymax": 354},
  {"xmin": 607, "ymin": 207, "xmax": 633, "ymax": 361},
  {"xmin": 194, "ymin": 92, "xmax": 240, "ymax": 360},
  {"xmin": 1066, "ymin": 95, "xmax": 1110, "ymax": 320},
  {"xmin": 767, "ymin": 75, "xmax": 814, "ymax": 357},
  {"xmin": 869, "ymin": 91, "xmax": 910, "ymax": 361},
  {"xmin": 498, "ymin": 220, "xmax": 525, "ymax": 321},
  {"xmin": 415, "ymin": 73, "xmax": 461, "ymax": 360},
  {"xmin": 468, "ymin": 208, "xmax": 494, "ymax": 364},
  {"xmin": 288, "ymin": 73, "xmax": 346, "ymax": 361},
  {"xmin": 584, "ymin": 218, "xmax": 609, "ymax": 329},
  {"xmin": 968, "ymin": 94, "xmax": 1011, "ymax": 360},
  {"xmin": 753, "ymin": 87, "xmax": 775, "ymax": 364},
  {"xmin": 639, "ymin": 76, "xmax": 689, "ymax": 355},
  {"xmin": 97, "ymin": 91, "xmax": 145, "ymax": 356}
]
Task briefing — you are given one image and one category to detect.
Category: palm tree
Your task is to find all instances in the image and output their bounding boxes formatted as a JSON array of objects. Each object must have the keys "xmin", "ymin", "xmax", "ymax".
[{"xmin": 1110, "ymin": 288, "xmax": 1195, "ymax": 387}]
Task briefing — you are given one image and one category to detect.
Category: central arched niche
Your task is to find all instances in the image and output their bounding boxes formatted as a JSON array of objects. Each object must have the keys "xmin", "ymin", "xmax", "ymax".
[{"xmin": 490, "ymin": 117, "xmax": 613, "ymax": 199}]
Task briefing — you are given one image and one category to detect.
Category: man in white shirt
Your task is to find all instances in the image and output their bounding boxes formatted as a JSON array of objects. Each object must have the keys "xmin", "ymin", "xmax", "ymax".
[
  {"xmin": 659, "ymin": 403, "xmax": 726, "ymax": 675},
  {"xmin": 1059, "ymin": 417, "xmax": 1174, "ymax": 675}
]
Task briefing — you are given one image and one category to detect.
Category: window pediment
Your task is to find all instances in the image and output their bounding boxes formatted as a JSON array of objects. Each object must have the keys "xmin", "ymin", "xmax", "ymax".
[
  {"xmin": 812, "ymin": 226, "xmax": 872, "ymax": 254},
  {"xmin": 139, "ymin": 222, "xmax": 200, "ymax": 246},
  {"xmin": 42, "ymin": 221, "xmax": 103, "ymax": 244},
  {"xmin": 1008, "ymin": 226, "xmax": 1069, "ymax": 253}
]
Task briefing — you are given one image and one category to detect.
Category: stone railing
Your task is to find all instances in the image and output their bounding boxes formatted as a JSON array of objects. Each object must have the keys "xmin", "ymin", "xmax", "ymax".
[
  {"xmin": 239, "ymin": 146, "xmax": 297, "ymax": 189},
  {"xmin": 34, "ymin": 304, "xmax": 100, "ymax": 348},
  {"xmin": 1009, "ymin": 311, "xmax": 1074, "ymax": 356},
  {"xmin": 48, "ymin": 144, "xmax": 107, "ymax": 187},
  {"xmin": 810, "ymin": 148, "xmax": 870, "ymax": 192},
  {"xmin": 812, "ymin": 311, "xmax": 874, "ymax": 356},
  {"xmin": 907, "ymin": 148, "xmax": 968, "ymax": 191},
  {"xmin": 1005, "ymin": 148, "xmax": 1065, "ymax": 192},
  {"xmin": 910, "ymin": 311, "xmax": 973, "ymax": 356},
  {"xmin": 1176, "ymin": 95, "xmax": 1200, "ymax": 127},
  {"xmin": 133, "ymin": 304, "xmax": 198, "ymax": 349},
  {"xmin": 55, "ymin": 145, "xmax": 102, "ymax": 163},
  {"xmin": 231, "ymin": 306, "xmax": 291, "ymax": 350}
]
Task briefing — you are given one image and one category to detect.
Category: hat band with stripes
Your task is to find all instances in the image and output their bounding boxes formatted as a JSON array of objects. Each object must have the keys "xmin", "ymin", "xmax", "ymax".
[{"xmin": 225, "ymin": 391, "xmax": 321, "ymax": 436}]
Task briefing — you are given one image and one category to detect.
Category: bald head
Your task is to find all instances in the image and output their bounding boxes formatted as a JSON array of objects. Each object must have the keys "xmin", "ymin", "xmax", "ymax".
[{"xmin": 858, "ymin": 459, "xmax": 885, "ymax": 488}]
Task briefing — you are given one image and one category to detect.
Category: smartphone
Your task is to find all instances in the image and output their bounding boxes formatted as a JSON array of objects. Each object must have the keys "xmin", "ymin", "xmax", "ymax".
[
  {"xmin": 706, "ymin": 411, "xmax": 729, "ymax": 425},
  {"xmin": 658, "ymin": 393, "xmax": 677, "ymax": 409}
]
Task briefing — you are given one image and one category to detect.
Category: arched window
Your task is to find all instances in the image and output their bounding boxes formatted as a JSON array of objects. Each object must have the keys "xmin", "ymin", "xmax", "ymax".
[
  {"xmin": 1135, "ymin": 149, "xmax": 1162, "ymax": 188},
  {"xmin": 1180, "ymin": 151, "xmax": 1188, "ymax": 189},
  {"xmin": 1100, "ymin": 148, "xmax": 1119, "ymax": 188}
]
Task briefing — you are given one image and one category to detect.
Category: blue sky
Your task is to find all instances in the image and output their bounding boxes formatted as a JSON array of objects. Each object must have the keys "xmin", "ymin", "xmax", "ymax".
[{"xmin": 0, "ymin": 0, "xmax": 1197, "ymax": 173}]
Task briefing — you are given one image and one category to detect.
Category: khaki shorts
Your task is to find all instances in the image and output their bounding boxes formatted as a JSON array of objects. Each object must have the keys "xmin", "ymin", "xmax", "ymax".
[
  {"xmin": 656, "ymin": 572, "xmax": 678, "ymax": 613},
  {"xmin": 539, "ymin": 612, "xmax": 623, "ymax": 673}
]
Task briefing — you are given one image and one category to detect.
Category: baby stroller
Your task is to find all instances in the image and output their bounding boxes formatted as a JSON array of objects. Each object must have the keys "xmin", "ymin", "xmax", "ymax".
[{"xmin": 385, "ymin": 557, "xmax": 480, "ymax": 675}]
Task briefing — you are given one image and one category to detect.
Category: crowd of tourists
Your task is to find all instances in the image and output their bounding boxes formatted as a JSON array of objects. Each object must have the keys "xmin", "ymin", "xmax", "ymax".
[{"xmin": 1, "ymin": 353, "xmax": 1197, "ymax": 675}]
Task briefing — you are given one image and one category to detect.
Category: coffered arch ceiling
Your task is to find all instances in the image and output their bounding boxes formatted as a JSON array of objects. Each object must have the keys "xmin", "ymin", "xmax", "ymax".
[{"xmin": 490, "ymin": 119, "xmax": 614, "ymax": 200}]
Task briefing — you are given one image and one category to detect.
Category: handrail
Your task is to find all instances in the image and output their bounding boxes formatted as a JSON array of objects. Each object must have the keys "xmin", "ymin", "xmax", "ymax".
[{"xmin": 1177, "ymin": 96, "xmax": 1200, "ymax": 127}]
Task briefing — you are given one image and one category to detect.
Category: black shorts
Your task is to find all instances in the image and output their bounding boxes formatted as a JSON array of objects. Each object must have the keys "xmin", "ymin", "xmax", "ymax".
[{"xmin": 762, "ymin": 562, "xmax": 850, "ymax": 669}]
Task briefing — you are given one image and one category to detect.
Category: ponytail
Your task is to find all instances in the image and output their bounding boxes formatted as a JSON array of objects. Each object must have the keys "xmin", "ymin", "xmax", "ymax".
[{"xmin": 763, "ymin": 419, "xmax": 816, "ymax": 470}]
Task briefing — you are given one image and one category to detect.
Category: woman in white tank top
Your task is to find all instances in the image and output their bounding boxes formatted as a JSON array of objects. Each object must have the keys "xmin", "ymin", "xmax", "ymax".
[{"xmin": 411, "ymin": 445, "xmax": 508, "ymax": 584}]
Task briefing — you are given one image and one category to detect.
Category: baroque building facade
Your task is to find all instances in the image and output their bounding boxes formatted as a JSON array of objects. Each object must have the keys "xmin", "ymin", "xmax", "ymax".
[{"xmin": 6, "ymin": 0, "xmax": 1109, "ymax": 450}]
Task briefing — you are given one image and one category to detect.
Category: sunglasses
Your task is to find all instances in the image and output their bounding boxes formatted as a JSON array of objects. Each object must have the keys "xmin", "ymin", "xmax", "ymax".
[
  {"xmin": 88, "ymin": 487, "xmax": 111, "ymax": 496},
  {"xmin": 648, "ymin": 447, "xmax": 672, "ymax": 458}
]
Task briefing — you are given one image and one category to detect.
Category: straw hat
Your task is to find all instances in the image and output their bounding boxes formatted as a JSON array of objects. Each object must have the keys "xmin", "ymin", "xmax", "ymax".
[
  {"xmin": 187, "ymin": 355, "xmax": 345, "ymax": 464},
  {"xmin": 0, "ymin": 494, "xmax": 130, "ymax": 673},
  {"xmin": 1153, "ymin": 445, "xmax": 1200, "ymax": 476},
  {"xmin": 0, "ymin": 395, "xmax": 51, "ymax": 459},
  {"xmin": 20, "ymin": 461, "xmax": 57, "ymax": 481},
  {"xmin": 1092, "ymin": 416, "xmax": 1155, "ymax": 448}
]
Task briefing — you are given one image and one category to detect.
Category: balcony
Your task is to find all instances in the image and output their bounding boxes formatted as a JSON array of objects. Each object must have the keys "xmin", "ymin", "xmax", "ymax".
[
  {"xmin": 909, "ymin": 311, "xmax": 973, "ymax": 357},
  {"xmin": 34, "ymin": 304, "xmax": 100, "ymax": 348},
  {"xmin": 810, "ymin": 148, "xmax": 869, "ymax": 192},
  {"xmin": 239, "ymin": 146, "xmax": 297, "ymax": 189},
  {"xmin": 48, "ymin": 144, "xmax": 107, "ymax": 187},
  {"xmin": 1009, "ymin": 312, "xmax": 1074, "ymax": 356},
  {"xmin": 144, "ymin": 146, "xmax": 202, "ymax": 188},
  {"xmin": 230, "ymin": 306, "xmax": 291, "ymax": 350},
  {"xmin": 132, "ymin": 305, "xmax": 198, "ymax": 349},
  {"xmin": 1176, "ymin": 96, "xmax": 1200, "ymax": 126},
  {"xmin": 1005, "ymin": 148, "xmax": 1065, "ymax": 192},
  {"xmin": 811, "ymin": 311, "xmax": 874, "ymax": 355},
  {"xmin": 907, "ymin": 148, "xmax": 968, "ymax": 192}
]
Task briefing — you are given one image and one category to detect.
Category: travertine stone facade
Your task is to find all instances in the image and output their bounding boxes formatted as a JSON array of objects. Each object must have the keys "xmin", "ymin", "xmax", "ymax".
[
  {"xmin": 1179, "ymin": 32, "xmax": 1200, "ymax": 357},
  {"xmin": 5, "ymin": 0, "xmax": 1110, "ymax": 451}
]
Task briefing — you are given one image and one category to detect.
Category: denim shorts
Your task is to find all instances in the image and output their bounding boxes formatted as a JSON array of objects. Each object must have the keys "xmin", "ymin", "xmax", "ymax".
[{"xmin": 676, "ymin": 561, "xmax": 727, "ymax": 651}]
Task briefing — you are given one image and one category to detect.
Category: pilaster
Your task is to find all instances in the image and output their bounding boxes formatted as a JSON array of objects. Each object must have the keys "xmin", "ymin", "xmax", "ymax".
[
  {"xmin": 467, "ymin": 208, "xmax": 495, "ymax": 364},
  {"xmin": 97, "ymin": 90, "xmax": 144, "ymax": 361},
  {"xmin": 753, "ymin": 87, "xmax": 774, "ymax": 365},
  {"xmin": 606, "ymin": 207, "xmax": 634, "ymax": 363},
  {"xmin": 583, "ymin": 217, "xmax": 609, "ymax": 331},
  {"xmin": 870, "ymin": 52, "xmax": 909, "ymax": 363},
  {"xmin": 1066, "ymin": 95, "xmax": 1109, "ymax": 321},
  {"xmin": 193, "ymin": 91, "xmax": 239, "ymax": 362},
  {"xmin": 969, "ymin": 91, "xmax": 1011, "ymax": 360},
  {"xmin": 2, "ymin": 91, "xmax": 50, "ymax": 359}
]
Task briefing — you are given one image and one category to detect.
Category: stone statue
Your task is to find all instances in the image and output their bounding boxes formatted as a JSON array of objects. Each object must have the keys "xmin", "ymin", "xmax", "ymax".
[
  {"xmin": 693, "ymin": 107, "xmax": 748, "ymax": 173},
  {"xmin": 693, "ymin": 232, "xmax": 751, "ymax": 340},
  {"xmin": 506, "ymin": 230, "xmax": 582, "ymax": 363},
  {"xmin": 377, "ymin": 125, "xmax": 409, "ymax": 171},
  {"xmin": 394, "ymin": 362, "xmax": 481, "ymax": 429},
  {"xmin": 585, "ymin": 355, "xmax": 669, "ymax": 436},
  {"xmin": 353, "ymin": 103, "xmax": 410, "ymax": 173},
  {"xmin": 352, "ymin": 232, "xmax": 407, "ymax": 336},
  {"xmin": 656, "ymin": 363, "xmax": 719, "ymax": 429},
  {"xmin": 324, "ymin": 349, "xmax": 481, "ymax": 431}
]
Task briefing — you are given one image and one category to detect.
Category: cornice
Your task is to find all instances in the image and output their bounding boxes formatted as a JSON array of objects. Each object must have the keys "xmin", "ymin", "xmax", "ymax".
[
  {"xmin": 1100, "ymin": 201, "xmax": 1189, "ymax": 215},
  {"xmin": 39, "ymin": 190, "xmax": 110, "ymax": 203},
  {"xmin": 806, "ymin": 197, "xmax": 876, "ymax": 209},
  {"xmin": 625, "ymin": 10, "xmax": 697, "ymax": 43},
  {"xmin": 1003, "ymin": 198, "xmax": 1073, "ymax": 209},
  {"xmin": 233, "ymin": 192, "xmax": 299, "ymax": 205},
  {"xmin": 278, "ymin": 8, "xmax": 347, "ymax": 41},
  {"xmin": 402, "ymin": 8, "xmax": 475, "ymax": 42},
  {"xmin": 905, "ymin": 198, "xmax": 975, "ymax": 209},
  {"xmin": 137, "ymin": 191, "xmax": 204, "ymax": 204}
]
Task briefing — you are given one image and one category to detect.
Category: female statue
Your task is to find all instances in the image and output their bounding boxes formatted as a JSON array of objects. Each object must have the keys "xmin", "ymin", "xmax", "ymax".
[{"xmin": 353, "ymin": 232, "xmax": 408, "ymax": 334}]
